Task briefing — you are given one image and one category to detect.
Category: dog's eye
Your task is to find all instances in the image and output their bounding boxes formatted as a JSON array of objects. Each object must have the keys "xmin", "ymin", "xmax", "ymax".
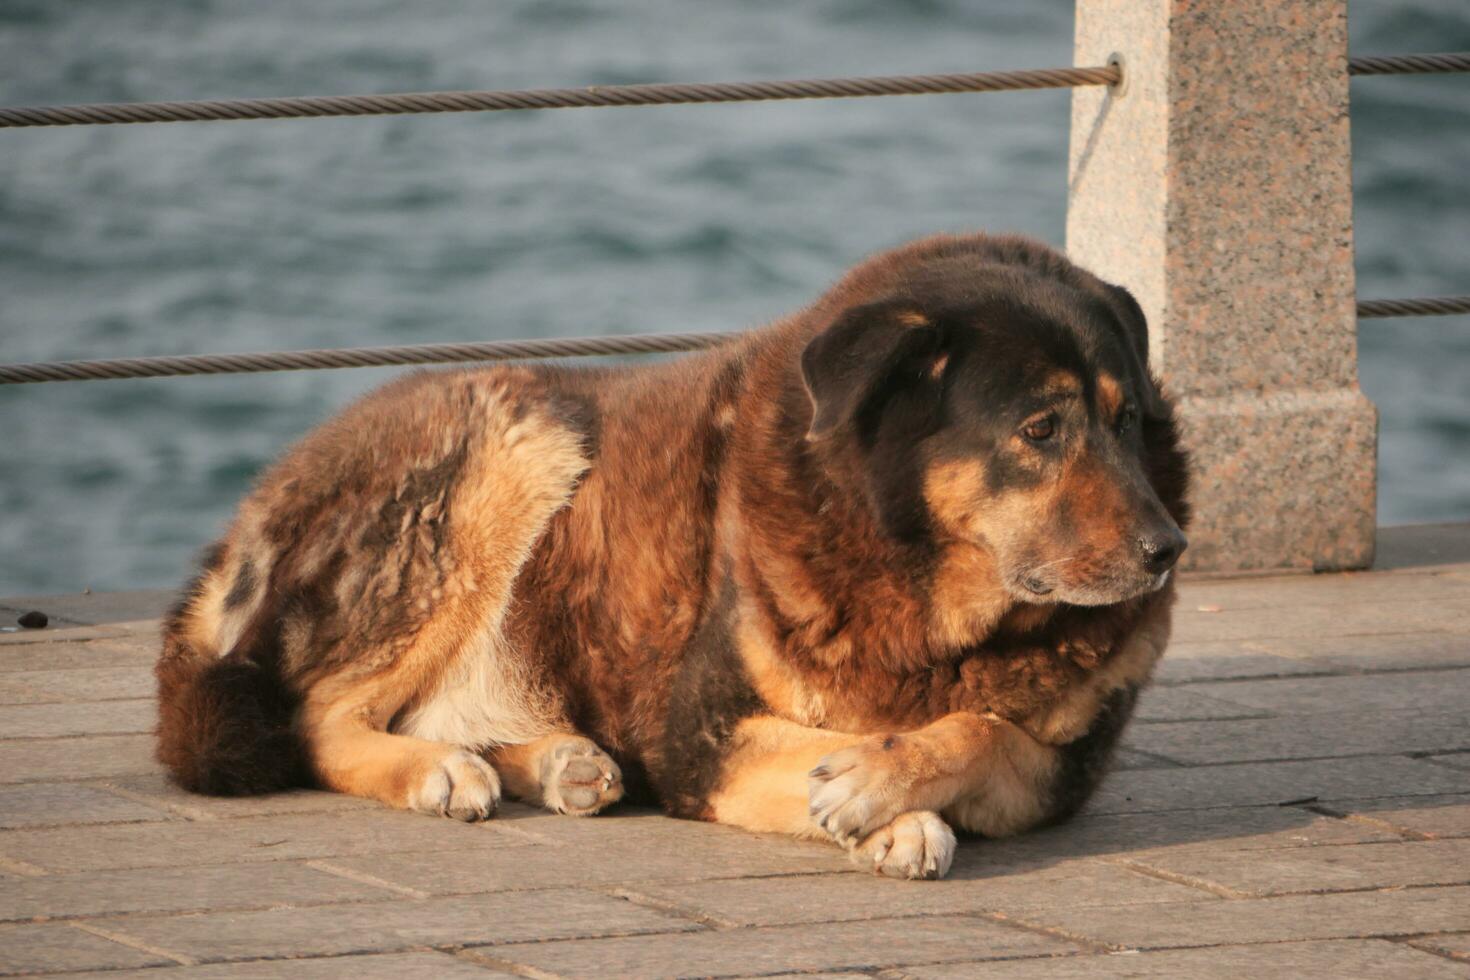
[
  {"xmin": 1116, "ymin": 405, "xmax": 1138, "ymax": 434},
  {"xmin": 1022, "ymin": 416, "xmax": 1055, "ymax": 442}
]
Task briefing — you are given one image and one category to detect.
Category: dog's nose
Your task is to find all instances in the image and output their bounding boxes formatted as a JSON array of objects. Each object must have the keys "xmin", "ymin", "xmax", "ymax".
[{"xmin": 1139, "ymin": 529, "xmax": 1187, "ymax": 575}]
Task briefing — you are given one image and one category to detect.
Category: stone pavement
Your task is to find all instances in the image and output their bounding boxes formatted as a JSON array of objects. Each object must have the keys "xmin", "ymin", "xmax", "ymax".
[{"xmin": 2, "ymin": 526, "xmax": 1469, "ymax": 978}]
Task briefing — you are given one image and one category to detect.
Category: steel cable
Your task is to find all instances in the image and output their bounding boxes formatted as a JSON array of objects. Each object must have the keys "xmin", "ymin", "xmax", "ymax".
[
  {"xmin": 0, "ymin": 332, "xmax": 738, "ymax": 385},
  {"xmin": 1348, "ymin": 53, "xmax": 1470, "ymax": 75},
  {"xmin": 0, "ymin": 66, "xmax": 1120, "ymax": 129},
  {"xmin": 4, "ymin": 297, "xmax": 1467, "ymax": 384},
  {"xmin": 1356, "ymin": 296, "xmax": 1470, "ymax": 318}
]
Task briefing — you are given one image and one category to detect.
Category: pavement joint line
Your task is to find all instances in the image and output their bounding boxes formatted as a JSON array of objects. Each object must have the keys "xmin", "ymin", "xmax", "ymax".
[
  {"xmin": 1250, "ymin": 880, "xmax": 1470, "ymax": 900},
  {"xmin": 1153, "ymin": 672, "xmax": 1339, "ymax": 687},
  {"xmin": 1133, "ymin": 713, "xmax": 1274, "ymax": 724},
  {"xmin": 977, "ymin": 909, "xmax": 1126, "ymax": 954},
  {"xmin": 0, "ymin": 890, "xmax": 414, "ymax": 926},
  {"xmin": 872, "ymin": 969, "xmax": 920, "ymax": 980},
  {"xmin": 601, "ymin": 884, "xmax": 740, "ymax": 929},
  {"xmin": 1303, "ymin": 803, "xmax": 1439, "ymax": 841},
  {"xmin": 0, "ymin": 694, "xmax": 162, "ymax": 708},
  {"xmin": 1103, "ymin": 856, "xmax": 1252, "ymax": 899},
  {"xmin": 1165, "ymin": 749, "xmax": 1470, "ymax": 768},
  {"xmin": 453, "ymin": 946, "xmax": 573, "ymax": 979},
  {"xmin": 1401, "ymin": 931, "xmax": 1470, "ymax": 963},
  {"xmin": 1104, "ymin": 749, "xmax": 1470, "ymax": 770},
  {"xmin": 0, "ymin": 729, "xmax": 157, "ymax": 742},
  {"xmin": 77, "ymin": 777, "xmax": 382, "ymax": 821},
  {"xmin": 1086, "ymin": 792, "xmax": 1469, "ymax": 818},
  {"xmin": 87, "ymin": 779, "xmax": 210, "ymax": 821},
  {"xmin": 67, "ymin": 919, "xmax": 198, "ymax": 966},
  {"xmin": 1156, "ymin": 662, "xmax": 1470, "ymax": 689},
  {"xmin": 304, "ymin": 858, "xmax": 432, "ymax": 899},
  {"xmin": 0, "ymin": 815, "xmax": 176, "ymax": 832},
  {"xmin": 481, "ymin": 820, "xmax": 566, "ymax": 846}
]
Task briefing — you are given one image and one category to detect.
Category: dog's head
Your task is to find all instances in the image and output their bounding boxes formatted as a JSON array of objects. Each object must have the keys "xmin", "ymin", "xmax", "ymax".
[{"xmin": 800, "ymin": 239, "xmax": 1188, "ymax": 607}]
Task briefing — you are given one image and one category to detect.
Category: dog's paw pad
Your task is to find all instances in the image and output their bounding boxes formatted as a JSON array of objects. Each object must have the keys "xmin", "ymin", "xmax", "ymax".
[
  {"xmin": 849, "ymin": 811, "xmax": 956, "ymax": 881},
  {"xmin": 541, "ymin": 737, "xmax": 623, "ymax": 816},
  {"xmin": 410, "ymin": 751, "xmax": 501, "ymax": 822}
]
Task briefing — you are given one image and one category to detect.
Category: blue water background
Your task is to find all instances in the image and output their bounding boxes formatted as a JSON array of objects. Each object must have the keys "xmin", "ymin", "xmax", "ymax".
[{"xmin": 1, "ymin": 1, "xmax": 1467, "ymax": 594}]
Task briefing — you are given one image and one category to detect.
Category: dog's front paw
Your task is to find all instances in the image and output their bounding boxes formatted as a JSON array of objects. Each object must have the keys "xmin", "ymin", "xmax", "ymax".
[
  {"xmin": 410, "ymin": 751, "xmax": 501, "ymax": 821},
  {"xmin": 848, "ymin": 811, "xmax": 956, "ymax": 880},
  {"xmin": 808, "ymin": 737, "xmax": 915, "ymax": 842}
]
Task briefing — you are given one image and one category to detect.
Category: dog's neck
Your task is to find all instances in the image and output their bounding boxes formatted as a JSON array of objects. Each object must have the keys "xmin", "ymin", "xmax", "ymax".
[{"xmin": 721, "ymin": 343, "xmax": 1042, "ymax": 676}]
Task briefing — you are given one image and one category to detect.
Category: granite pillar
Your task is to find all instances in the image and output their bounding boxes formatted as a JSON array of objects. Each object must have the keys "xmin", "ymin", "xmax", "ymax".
[{"xmin": 1067, "ymin": 0, "xmax": 1378, "ymax": 572}]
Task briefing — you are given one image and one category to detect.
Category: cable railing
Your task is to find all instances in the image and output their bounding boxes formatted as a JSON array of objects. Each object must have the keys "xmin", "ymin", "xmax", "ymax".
[
  {"xmin": 0, "ymin": 53, "xmax": 1465, "ymax": 386},
  {"xmin": 2, "ymin": 297, "xmax": 1468, "ymax": 385},
  {"xmin": 0, "ymin": 54, "xmax": 1464, "ymax": 129},
  {"xmin": 0, "ymin": 65, "xmax": 1121, "ymax": 129}
]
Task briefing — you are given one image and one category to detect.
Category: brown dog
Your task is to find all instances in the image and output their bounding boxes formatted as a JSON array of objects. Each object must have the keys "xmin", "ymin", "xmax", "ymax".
[{"xmin": 156, "ymin": 233, "xmax": 1188, "ymax": 880}]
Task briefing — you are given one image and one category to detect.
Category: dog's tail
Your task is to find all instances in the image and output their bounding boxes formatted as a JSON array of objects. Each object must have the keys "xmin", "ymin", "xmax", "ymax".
[{"xmin": 154, "ymin": 565, "xmax": 311, "ymax": 796}]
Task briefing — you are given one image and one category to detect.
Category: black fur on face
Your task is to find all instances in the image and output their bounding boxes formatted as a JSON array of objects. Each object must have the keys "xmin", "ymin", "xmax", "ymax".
[{"xmin": 799, "ymin": 250, "xmax": 1188, "ymax": 606}]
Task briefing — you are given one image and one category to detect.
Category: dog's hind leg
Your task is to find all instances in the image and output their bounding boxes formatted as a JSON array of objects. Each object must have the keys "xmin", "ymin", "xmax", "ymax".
[
  {"xmin": 488, "ymin": 733, "xmax": 625, "ymax": 816},
  {"xmin": 296, "ymin": 379, "xmax": 594, "ymax": 818}
]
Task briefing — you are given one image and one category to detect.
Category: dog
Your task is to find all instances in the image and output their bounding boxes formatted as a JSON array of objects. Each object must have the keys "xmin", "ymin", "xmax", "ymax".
[{"xmin": 156, "ymin": 232, "xmax": 1188, "ymax": 880}]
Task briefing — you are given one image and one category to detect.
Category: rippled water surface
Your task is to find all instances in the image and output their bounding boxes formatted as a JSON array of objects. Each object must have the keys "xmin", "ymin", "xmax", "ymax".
[{"xmin": 1, "ymin": 1, "xmax": 1467, "ymax": 593}]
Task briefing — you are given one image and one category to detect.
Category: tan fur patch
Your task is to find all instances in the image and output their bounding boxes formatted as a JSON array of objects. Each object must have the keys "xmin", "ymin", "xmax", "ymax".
[{"xmin": 1097, "ymin": 373, "xmax": 1124, "ymax": 420}]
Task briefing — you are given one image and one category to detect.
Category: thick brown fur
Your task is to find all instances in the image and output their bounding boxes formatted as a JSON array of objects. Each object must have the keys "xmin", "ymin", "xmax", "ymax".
[{"xmin": 157, "ymin": 233, "xmax": 1188, "ymax": 877}]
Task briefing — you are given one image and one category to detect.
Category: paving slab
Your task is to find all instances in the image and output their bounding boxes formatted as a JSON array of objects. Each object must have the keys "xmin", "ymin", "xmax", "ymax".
[
  {"xmin": 0, "ymin": 922, "xmax": 170, "ymax": 976},
  {"xmin": 0, "ymin": 782, "xmax": 169, "ymax": 830},
  {"xmin": 492, "ymin": 916, "xmax": 1080, "ymax": 979},
  {"xmin": 1087, "ymin": 756, "xmax": 1470, "ymax": 815},
  {"xmin": 1252, "ymin": 631, "xmax": 1470, "ymax": 671},
  {"xmin": 1330, "ymin": 794, "xmax": 1470, "ymax": 839},
  {"xmin": 99, "ymin": 889, "xmax": 696, "ymax": 963},
  {"xmin": 1168, "ymin": 598, "xmax": 1470, "ymax": 643},
  {"xmin": 59, "ymin": 952, "xmax": 519, "ymax": 980},
  {"xmin": 1178, "ymin": 568, "xmax": 1470, "ymax": 611},
  {"xmin": 0, "ymin": 734, "xmax": 158, "ymax": 784},
  {"xmin": 93, "ymin": 772, "xmax": 381, "ymax": 819},
  {"xmin": 1152, "ymin": 642, "xmax": 1329, "ymax": 684},
  {"xmin": 1120, "ymin": 838, "xmax": 1470, "ymax": 896},
  {"xmin": 0, "ymin": 590, "xmax": 173, "ymax": 627},
  {"xmin": 0, "ymin": 808, "xmax": 537, "ymax": 873},
  {"xmin": 1131, "ymin": 686, "xmax": 1267, "ymax": 722},
  {"xmin": 0, "ymin": 639, "xmax": 156, "ymax": 672},
  {"xmin": 624, "ymin": 860, "xmax": 1207, "ymax": 927},
  {"xmin": 0, "ymin": 698, "xmax": 155, "ymax": 738},
  {"xmin": 0, "ymin": 861, "xmax": 395, "ymax": 922},
  {"xmin": 0, "ymin": 666, "xmax": 155, "ymax": 704},
  {"xmin": 0, "ymin": 624, "xmax": 136, "ymax": 646},
  {"xmin": 905, "ymin": 939, "xmax": 1470, "ymax": 978},
  {"xmin": 971, "ymin": 804, "xmax": 1401, "ymax": 866},
  {"xmin": 323, "ymin": 826, "xmax": 852, "ymax": 895},
  {"xmin": 1124, "ymin": 709, "xmax": 1470, "ymax": 765},
  {"xmin": 1004, "ymin": 884, "xmax": 1470, "ymax": 949},
  {"xmin": 1194, "ymin": 668, "xmax": 1470, "ymax": 715},
  {"xmin": 1375, "ymin": 522, "xmax": 1470, "ymax": 571}
]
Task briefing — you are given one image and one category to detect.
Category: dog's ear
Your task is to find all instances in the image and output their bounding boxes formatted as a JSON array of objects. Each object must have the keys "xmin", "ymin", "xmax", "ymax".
[
  {"xmin": 1102, "ymin": 284, "xmax": 1165, "ymax": 418},
  {"xmin": 800, "ymin": 299, "xmax": 941, "ymax": 441}
]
